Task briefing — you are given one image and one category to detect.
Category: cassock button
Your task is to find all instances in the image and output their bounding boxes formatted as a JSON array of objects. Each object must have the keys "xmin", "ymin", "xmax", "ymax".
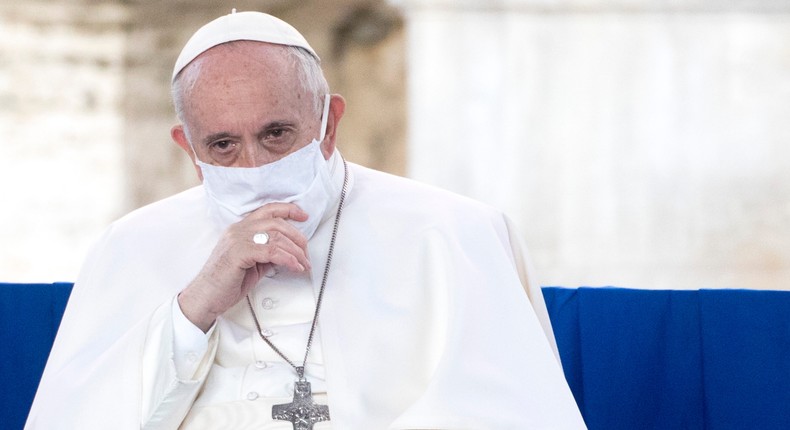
[
  {"xmin": 186, "ymin": 352, "xmax": 198, "ymax": 363},
  {"xmin": 261, "ymin": 297, "xmax": 275, "ymax": 309},
  {"xmin": 246, "ymin": 391, "xmax": 259, "ymax": 401},
  {"xmin": 254, "ymin": 360, "xmax": 268, "ymax": 369},
  {"xmin": 261, "ymin": 329, "xmax": 274, "ymax": 337}
]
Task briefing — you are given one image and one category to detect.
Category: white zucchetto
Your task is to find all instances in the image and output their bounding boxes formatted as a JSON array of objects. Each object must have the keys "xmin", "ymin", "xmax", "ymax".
[{"xmin": 172, "ymin": 10, "xmax": 319, "ymax": 81}]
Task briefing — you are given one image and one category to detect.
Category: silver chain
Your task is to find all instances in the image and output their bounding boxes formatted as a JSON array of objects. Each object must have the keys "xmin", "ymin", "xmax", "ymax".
[{"xmin": 246, "ymin": 158, "xmax": 349, "ymax": 381}]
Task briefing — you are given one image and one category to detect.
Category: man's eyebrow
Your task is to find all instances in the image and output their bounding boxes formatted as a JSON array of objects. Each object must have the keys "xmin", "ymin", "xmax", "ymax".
[
  {"xmin": 200, "ymin": 121, "xmax": 296, "ymax": 146},
  {"xmin": 201, "ymin": 132, "xmax": 236, "ymax": 146},
  {"xmin": 257, "ymin": 120, "xmax": 296, "ymax": 137}
]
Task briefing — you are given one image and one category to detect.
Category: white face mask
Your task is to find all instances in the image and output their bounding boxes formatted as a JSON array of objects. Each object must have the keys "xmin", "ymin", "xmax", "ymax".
[{"xmin": 195, "ymin": 95, "xmax": 334, "ymax": 239}]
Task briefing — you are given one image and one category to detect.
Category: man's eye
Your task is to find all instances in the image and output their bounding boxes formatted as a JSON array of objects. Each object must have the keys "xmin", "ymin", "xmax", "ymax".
[
  {"xmin": 268, "ymin": 129, "xmax": 284, "ymax": 138},
  {"xmin": 211, "ymin": 140, "xmax": 234, "ymax": 152}
]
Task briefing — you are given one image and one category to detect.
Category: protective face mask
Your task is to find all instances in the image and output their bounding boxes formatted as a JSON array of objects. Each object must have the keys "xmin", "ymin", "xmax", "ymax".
[{"xmin": 195, "ymin": 95, "xmax": 335, "ymax": 239}]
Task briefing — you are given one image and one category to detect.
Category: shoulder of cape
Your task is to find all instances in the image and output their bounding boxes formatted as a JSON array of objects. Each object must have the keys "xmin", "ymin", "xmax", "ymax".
[
  {"xmin": 104, "ymin": 185, "xmax": 208, "ymax": 237},
  {"xmin": 347, "ymin": 162, "xmax": 505, "ymax": 222}
]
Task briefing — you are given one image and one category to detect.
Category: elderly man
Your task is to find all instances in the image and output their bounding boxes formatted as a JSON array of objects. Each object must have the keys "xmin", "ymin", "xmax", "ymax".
[{"xmin": 27, "ymin": 10, "xmax": 586, "ymax": 430}]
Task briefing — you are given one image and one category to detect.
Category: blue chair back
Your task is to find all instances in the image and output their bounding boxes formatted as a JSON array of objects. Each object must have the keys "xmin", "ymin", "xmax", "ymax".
[
  {"xmin": 0, "ymin": 283, "xmax": 73, "ymax": 430},
  {"xmin": 3, "ymin": 283, "xmax": 790, "ymax": 429},
  {"xmin": 543, "ymin": 287, "xmax": 790, "ymax": 430}
]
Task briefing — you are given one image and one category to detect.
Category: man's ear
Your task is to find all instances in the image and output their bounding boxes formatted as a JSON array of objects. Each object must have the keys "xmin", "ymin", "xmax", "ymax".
[
  {"xmin": 320, "ymin": 94, "xmax": 346, "ymax": 160},
  {"xmin": 172, "ymin": 125, "xmax": 203, "ymax": 181}
]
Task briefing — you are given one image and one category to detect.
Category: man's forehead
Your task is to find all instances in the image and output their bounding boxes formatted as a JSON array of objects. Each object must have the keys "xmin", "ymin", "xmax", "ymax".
[
  {"xmin": 178, "ymin": 43, "xmax": 312, "ymax": 129},
  {"xmin": 187, "ymin": 41, "xmax": 291, "ymax": 73},
  {"xmin": 173, "ymin": 10, "xmax": 318, "ymax": 82},
  {"xmin": 178, "ymin": 41, "xmax": 302, "ymax": 100}
]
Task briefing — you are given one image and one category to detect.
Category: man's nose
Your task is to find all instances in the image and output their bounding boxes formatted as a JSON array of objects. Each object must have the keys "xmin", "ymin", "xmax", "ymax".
[{"xmin": 237, "ymin": 142, "xmax": 266, "ymax": 168}]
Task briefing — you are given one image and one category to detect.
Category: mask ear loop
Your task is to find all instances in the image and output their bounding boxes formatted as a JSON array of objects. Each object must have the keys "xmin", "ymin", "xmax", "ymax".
[{"xmin": 319, "ymin": 93, "xmax": 331, "ymax": 142}]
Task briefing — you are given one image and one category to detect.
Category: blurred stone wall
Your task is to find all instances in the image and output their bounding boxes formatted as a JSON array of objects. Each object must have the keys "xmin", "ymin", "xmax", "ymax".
[
  {"xmin": 0, "ymin": 2, "xmax": 127, "ymax": 281},
  {"xmin": 399, "ymin": 0, "xmax": 790, "ymax": 290},
  {"xmin": 0, "ymin": 0, "xmax": 405, "ymax": 282},
  {"xmin": 5, "ymin": 0, "xmax": 790, "ymax": 290}
]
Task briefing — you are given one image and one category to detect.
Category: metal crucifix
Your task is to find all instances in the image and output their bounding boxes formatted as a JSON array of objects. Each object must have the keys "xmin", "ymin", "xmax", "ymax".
[{"xmin": 272, "ymin": 380, "xmax": 330, "ymax": 430}]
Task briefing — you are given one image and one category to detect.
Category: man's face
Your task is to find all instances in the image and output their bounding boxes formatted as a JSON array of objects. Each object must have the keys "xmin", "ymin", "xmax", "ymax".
[{"xmin": 177, "ymin": 41, "xmax": 321, "ymax": 168}]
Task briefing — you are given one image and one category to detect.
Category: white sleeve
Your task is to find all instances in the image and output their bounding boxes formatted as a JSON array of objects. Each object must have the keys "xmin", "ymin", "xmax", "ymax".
[
  {"xmin": 140, "ymin": 296, "xmax": 219, "ymax": 429},
  {"xmin": 171, "ymin": 297, "xmax": 216, "ymax": 380}
]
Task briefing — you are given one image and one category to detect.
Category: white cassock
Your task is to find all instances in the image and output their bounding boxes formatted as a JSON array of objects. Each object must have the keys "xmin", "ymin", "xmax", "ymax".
[{"xmin": 26, "ymin": 151, "xmax": 586, "ymax": 429}]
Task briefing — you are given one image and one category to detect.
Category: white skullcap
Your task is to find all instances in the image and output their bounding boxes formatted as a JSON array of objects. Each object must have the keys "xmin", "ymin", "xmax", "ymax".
[{"xmin": 172, "ymin": 10, "xmax": 318, "ymax": 81}]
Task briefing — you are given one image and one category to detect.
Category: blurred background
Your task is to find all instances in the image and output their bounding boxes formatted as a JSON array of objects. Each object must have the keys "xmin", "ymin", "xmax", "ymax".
[{"xmin": 1, "ymin": 0, "xmax": 789, "ymax": 289}]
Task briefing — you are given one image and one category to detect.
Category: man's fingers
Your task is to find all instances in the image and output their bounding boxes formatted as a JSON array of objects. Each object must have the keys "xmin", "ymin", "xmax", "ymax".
[
  {"xmin": 251, "ymin": 229, "xmax": 311, "ymax": 271},
  {"xmin": 245, "ymin": 217, "xmax": 309, "ymax": 252},
  {"xmin": 225, "ymin": 203, "xmax": 312, "ymax": 273},
  {"xmin": 251, "ymin": 238, "xmax": 308, "ymax": 272},
  {"xmin": 246, "ymin": 202, "xmax": 309, "ymax": 222}
]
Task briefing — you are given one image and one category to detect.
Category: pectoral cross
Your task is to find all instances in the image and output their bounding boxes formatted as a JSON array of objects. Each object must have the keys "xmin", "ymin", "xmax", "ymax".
[{"xmin": 272, "ymin": 380, "xmax": 330, "ymax": 430}]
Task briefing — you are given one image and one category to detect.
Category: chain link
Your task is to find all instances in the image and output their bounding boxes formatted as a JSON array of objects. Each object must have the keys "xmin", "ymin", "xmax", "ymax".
[{"xmin": 246, "ymin": 158, "xmax": 349, "ymax": 379}]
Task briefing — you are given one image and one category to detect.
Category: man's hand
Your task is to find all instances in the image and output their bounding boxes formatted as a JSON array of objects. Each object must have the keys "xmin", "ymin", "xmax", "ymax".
[{"xmin": 178, "ymin": 203, "xmax": 311, "ymax": 332}]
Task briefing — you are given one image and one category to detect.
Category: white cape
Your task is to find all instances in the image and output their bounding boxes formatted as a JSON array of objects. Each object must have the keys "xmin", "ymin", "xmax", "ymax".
[{"xmin": 27, "ymin": 161, "xmax": 585, "ymax": 429}]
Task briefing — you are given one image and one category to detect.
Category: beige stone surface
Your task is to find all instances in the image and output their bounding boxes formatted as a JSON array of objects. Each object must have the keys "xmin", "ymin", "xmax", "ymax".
[
  {"xmin": 402, "ymin": 1, "xmax": 790, "ymax": 289},
  {"xmin": 4, "ymin": 0, "xmax": 789, "ymax": 290},
  {"xmin": 0, "ymin": 2, "xmax": 127, "ymax": 282},
  {"xmin": 0, "ymin": 0, "xmax": 406, "ymax": 282}
]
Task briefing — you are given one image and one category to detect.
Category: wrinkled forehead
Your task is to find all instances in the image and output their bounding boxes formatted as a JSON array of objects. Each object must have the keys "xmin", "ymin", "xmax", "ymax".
[
  {"xmin": 180, "ymin": 40, "xmax": 294, "ymax": 81},
  {"xmin": 177, "ymin": 42, "xmax": 308, "ymax": 116},
  {"xmin": 172, "ymin": 10, "xmax": 318, "ymax": 82}
]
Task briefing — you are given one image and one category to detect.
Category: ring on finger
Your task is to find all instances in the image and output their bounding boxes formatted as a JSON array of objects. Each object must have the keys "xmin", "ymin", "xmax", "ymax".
[{"xmin": 252, "ymin": 232, "xmax": 270, "ymax": 245}]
